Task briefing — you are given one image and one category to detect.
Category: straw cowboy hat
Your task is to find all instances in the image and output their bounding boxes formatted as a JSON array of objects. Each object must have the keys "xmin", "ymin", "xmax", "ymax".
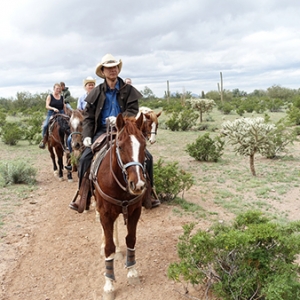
[
  {"xmin": 83, "ymin": 76, "xmax": 96, "ymax": 86},
  {"xmin": 95, "ymin": 54, "xmax": 122, "ymax": 78}
]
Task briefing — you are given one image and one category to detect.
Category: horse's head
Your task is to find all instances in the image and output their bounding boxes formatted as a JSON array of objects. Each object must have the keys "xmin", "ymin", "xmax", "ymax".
[
  {"xmin": 114, "ymin": 113, "xmax": 147, "ymax": 195},
  {"xmin": 70, "ymin": 109, "xmax": 84, "ymax": 150},
  {"xmin": 138, "ymin": 107, "xmax": 161, "ymax": 144}
]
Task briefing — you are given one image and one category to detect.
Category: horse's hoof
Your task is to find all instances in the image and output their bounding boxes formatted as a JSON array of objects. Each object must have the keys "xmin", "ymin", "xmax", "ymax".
[
  {"xmin": 127, "ymin": 275, "xmax": 140, "ymax": 285},
  {"xmin": 59, "ymin": 177, "xmax": 64, "ymax": 182},
  {"xmin": 103, "ymin": 277, "xmax": 115, "ymax": 300},
  {"xmin": 127, "ymin": 268, "xmax": 140, "ymax": 285},
  {"xmin": 103, "ymin": 291, "xmax": 115, "ymax": 300},
  {"xmin": 68, "ymin": 179, "xmax": 73, "ymax": 183}
]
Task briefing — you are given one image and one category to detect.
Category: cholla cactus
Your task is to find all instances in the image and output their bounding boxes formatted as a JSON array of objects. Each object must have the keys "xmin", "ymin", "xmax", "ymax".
[
  {"xmin": 221, "ymin": 117, "xmax": 276, "ymax": 176},
  {"xmin": 186, "ymin": 98, "xmax": 216, "ymax": 122}
]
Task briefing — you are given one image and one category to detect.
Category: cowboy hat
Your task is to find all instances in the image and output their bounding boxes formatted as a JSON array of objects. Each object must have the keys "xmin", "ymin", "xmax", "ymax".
[
  {"xmin": 83, "ymin": 76, "xmax": 96, "ymax": 86},
  {"xmin": 95, "ymin": 54, "xmax": 122, "ymax": 78}
]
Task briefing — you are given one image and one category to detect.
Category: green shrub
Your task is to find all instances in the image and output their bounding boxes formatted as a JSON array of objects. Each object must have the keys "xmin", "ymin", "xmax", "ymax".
[
  {"xmin": 0, "ymin": 160, "xmax": 37, "ymax": 186},
  {"xmin": 23, "ymin": 112, "xmax": 44, "ymax": 144},
  {"xmin": 168, "ymin": 210, "xmax": 300, "ymax": 300},
  {"xmin": 1, "ymin": 122, "xmax": 24, "ymax": 145},
  {"xmin": 261, "ymin": 118, "xmax": 297, "ymax": 158},
  {"xmin": 217, "ymin": 102, "xmax": 233, "ymax": 114},
  {"xmin": 165, "ymin": 109, "xmax": 198, "ymax": 131},
  {"xmin": 287, "ymin": 105, "xmax": 300, "ymax": 125},
  {"xmin": 186, "ymin": 133, "xmax": 225, "ymax": 162},
  {"xmin": 0, "ymin": 111, "xmax": 6, "ymax": 128},
  {"xmin": 165, "ymin": 112, "xmax": 180, "ymax": 131},
  {"xmin": 153, "ymin": 158, "xmax": 194, "ymax": 202}
]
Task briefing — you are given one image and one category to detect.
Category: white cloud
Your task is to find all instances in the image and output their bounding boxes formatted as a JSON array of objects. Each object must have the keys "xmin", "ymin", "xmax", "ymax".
[{"xmin": 0, "ymin": 0, "xmax": 300, "ymax": 99}]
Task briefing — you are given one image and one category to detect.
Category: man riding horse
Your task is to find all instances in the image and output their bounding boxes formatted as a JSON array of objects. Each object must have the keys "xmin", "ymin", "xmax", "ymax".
[{"xmin": 69, "ymin": 53, "xmax": 160, "ymax": 211}]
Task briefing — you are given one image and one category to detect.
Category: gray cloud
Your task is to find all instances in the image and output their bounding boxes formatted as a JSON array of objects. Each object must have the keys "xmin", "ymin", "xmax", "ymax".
[{"xmin": 1, "ymin": 0, "xmax": 300, "ymax": 98}]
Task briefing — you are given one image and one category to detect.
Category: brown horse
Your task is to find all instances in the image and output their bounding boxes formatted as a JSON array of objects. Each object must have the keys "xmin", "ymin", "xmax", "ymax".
[
  {"xmin": 69, "ymin": 109, "xmax": 84, "ymax": 151},
  {"xmin": 46, "ymin": 114, "xmax": 72, "ymax": 181},
  {"xmin": 91, "ymin": 113, "xmax": 147, "ymax": 299},
  {"xmin": 137, "ymin": 106, "xmax": 161, "ymax": 144},
  {"xmin": 66, "ymin": 109, "xmax": 84, "ymax": 173}
]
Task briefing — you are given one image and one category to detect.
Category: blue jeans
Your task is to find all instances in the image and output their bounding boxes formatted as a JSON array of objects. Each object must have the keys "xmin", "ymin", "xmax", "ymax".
[
  {"xmin": 78, "ymin": 128, "xmax": 106, "ymax": 186},
  {"xmin": 42, "ymin": 110, "xmax": 65, "ymax": 137}
]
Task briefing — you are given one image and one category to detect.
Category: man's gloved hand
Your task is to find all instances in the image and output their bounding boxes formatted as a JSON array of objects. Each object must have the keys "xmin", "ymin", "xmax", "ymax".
[
  {"xmin": 107, "ymin": 116, "xmax": 116, "ymax": 126},
  {"xmin": 83, "ymin": 137, "xmax": 92, "ymax": 147}
]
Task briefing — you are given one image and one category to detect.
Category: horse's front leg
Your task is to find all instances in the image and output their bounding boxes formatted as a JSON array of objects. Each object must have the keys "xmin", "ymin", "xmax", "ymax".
[
  {"xmin": 125, "ymin": 206, "xmax": 142, "ymax": 285},
  {"xmin": 100, "ymin": 212, "xmax": 119, "ymax": 299},
  {"xmin": 100, "ymin": 216, "xmax": 123, "ymax": 260},
  {"xmin": 57, "ymin": 154, "xmax": 64, "ymax": 181},
  {"xmin": 66, "ymin": 153, "xmax": 73, "ymax": 183},
  {"xmin": 48, "ymin": 147, "xmax": 58, "ymax": 176}
]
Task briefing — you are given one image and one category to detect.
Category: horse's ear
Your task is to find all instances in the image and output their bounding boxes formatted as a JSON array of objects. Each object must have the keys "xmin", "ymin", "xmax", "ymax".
[
  {"xmin": 136, "ymin": 112, "xmax": 144, "ymax": 130},
  {"xmin": 144, "ymin": 113, "xmax": 151, "ymax": 120},
  {"xmin": 157, "ymin": 111, "xmax": 162, "ymax": 117},
  {"xmin": 116, "ymin": 113, "xmax": 125, "ymax": 130}
]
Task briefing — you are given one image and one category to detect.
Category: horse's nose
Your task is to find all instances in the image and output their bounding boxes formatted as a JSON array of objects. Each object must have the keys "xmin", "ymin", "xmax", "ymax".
[
  {"xmin": 73, "ymin": 142, "xmax": 81, "ymax": 150},
  {"xmin": 129, "ymin": 179, "xmax": 146, "ymax": 193}
]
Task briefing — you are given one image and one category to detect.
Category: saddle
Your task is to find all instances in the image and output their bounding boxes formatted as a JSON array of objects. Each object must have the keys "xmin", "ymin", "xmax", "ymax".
[
  {"xmin": 91, "ymin": 130, "xmax": 116, "ymax": 153},
  {"xmin": 74, "ymin": 131, "xmax": 116, "ymax": 213}
]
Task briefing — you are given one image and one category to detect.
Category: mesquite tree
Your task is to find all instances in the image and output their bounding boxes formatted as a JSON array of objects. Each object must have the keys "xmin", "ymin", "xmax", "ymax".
[
  {"xmin": 186, "ymin": 98, "xmax": 216, "ymax": 122},
  {"xmin": 221, "ymin": 117, "xmax": 275, "ymax": 176}
]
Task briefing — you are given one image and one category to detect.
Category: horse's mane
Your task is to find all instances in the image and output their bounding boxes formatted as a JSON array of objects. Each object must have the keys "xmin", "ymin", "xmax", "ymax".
[
  {"xmin": 71, "ymin": 109, "xmax": 84, "ymax": 119},
  {"xmin": 122, "ymin": 116, "xmax": 142, "ymax": 136},
  {"xmin": 56, "ymin": 116, "xmax": 70, "ymax": 135}
]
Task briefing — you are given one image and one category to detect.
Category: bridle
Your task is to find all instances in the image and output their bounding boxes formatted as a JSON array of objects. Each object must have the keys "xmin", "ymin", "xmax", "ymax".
[
  {"xmin": 144, "ymin": 116, "xmax": 158, "ymax": 140},
  {"xmin": 111, "ymin": 126, "xmax": 146, "ymax": 192}
]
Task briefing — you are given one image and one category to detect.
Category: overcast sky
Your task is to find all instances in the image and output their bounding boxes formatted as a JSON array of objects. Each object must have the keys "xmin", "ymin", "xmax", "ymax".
[{"xmin": 1, "ymin": 0, "xmax": 300, "ymax": 99}]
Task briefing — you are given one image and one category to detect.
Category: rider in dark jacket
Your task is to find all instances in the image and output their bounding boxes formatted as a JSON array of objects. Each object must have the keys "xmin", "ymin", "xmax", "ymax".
[{"xmin": 69, "ymin": 54, "xmax": 160, "ymax": 211}]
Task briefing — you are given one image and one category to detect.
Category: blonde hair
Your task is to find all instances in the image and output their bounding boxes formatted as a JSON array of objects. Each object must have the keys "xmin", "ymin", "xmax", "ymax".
[{"xmin": 53, "ymin": 83, "xmax": 62, "ymax": 89}]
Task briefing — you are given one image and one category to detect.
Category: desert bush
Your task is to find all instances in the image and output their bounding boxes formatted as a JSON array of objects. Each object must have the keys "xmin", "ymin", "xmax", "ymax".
[
  {"xmin": 165, "ymin": 112, "xmax": 180, "ymax": 131},
  {"xmin": 186, "ymin": 133, "xmax": 224, "ymax": 162},
  {"xmin": 186, "ymin": 98, "xmax": 216, "ymax": 122},
  {"xmin": 165, "ymin": 109, "xmax": 198, "ymax": 131},
  {"xmin": 217, "ymin": 102, "xmax": 233, "ymax": 114},
  {"xmin": 221, "ymin": 117, "xmax": 276, "ymax": 176},
  {"xmin": 0, "ymin": 111, "xmax": 6, "ymax": 128},
  {"xmin": 1, "ymin": 122, "xmax": 24, "ymax": 145},
  {"xmin": 168, "ymin": 210, "xmax": 300, "ymax": 300},
  {"xmin": 0, "ymin": 160, "xmax": 37, "ymax": 186},
  {"xmin": 23, "ymin": 112, "xmax": 44, "ymax": 144},
  {"xmin": 287, "ymin": 105, "xmax": 300, "ymax": 125},
  {"xmin": 153, "ymin": 158, "xmax": 194, "ymax": 202},
  {"xmin": 262, "ymin": 117, "xmax": 297, "ymax": 158}
]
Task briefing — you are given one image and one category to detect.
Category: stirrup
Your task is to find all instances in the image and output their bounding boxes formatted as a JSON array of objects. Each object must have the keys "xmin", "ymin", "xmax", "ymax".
[
  {"xmin": 71, "ymin": 189, "xmax": 79, "ymax": 202},
  {"xmin": 151, "ymin": 186, "xmax": 159, "ymax": 200}
]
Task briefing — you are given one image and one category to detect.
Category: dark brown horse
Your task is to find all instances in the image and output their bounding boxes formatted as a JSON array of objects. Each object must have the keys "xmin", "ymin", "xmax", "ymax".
[
  {"xmin": 46, "ymin": 114, "xmax": 72, "ymax": 181},
  {"xmin": 91, "ymin": 113, "xmax": 147, "ymax": 299}
]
